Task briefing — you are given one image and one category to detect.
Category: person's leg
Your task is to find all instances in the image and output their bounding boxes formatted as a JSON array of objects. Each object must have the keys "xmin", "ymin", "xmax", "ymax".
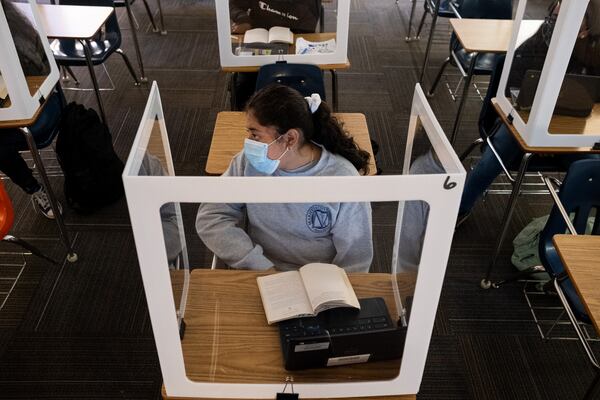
[
  {"xmin": 459, "ymin": 124, "xmax": 523, "ymax": 215},
  {"xmin": 0, "ymin": 130, "xmax": 61, "ymax": 219},
  {"xmin": 0, "ymin": 133, "xmax": 41, "ymax": 194}
]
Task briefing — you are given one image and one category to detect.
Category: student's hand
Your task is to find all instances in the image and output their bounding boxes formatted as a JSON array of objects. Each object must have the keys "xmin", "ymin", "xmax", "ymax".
[{"xmin": 231, "ymin": 22, "xmax": 251, "ymax": 34}]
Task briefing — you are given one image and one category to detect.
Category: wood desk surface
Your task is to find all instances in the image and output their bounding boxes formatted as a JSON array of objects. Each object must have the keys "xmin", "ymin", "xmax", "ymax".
[
  {"xmin": 206, "ymin": 111, "xmax": 377, "ymax": 175},
  {"xmin": 0, "ymin": 76, "xmax": 51, "ymax": 129},
  {"xmin": 14, "ymin": 3, "xmax": 113, "ymax": 39},
  {"xmin": 223, "ymin": 33, "xmax": 350, "ymax": 72},
  {"xmin": 553, "ymin": 235, "xmax": 600, "ymax": 333},
  {"xmin": 450, "ymin": 19, "xmax": 543, "ymax": 54},
  {"xmin": 491, "ymin": 99, "xmax": 600, "ymax": 154},
  {"xmin": 163, "ymin": 269, "xmax": 416, "ymax": 399}
]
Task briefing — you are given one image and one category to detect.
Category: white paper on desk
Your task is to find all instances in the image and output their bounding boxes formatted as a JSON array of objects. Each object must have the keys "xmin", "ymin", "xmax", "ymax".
[{"xmin": 295, "ymin": 37, "xmax": 336, "ymax": 55}]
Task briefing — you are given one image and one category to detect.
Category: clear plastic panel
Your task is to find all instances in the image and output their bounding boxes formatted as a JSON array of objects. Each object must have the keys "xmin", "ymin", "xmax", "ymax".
[
  {"xmin": 228, "ymin": 0, "xmax": 339, "ymax": 57},
  {"xmin": 0, "ymin": 0, "xmax": 51, "ymax": 110},
  {"xmin": 507, "ymin": 1, "xmax": 600, "ymax": 135}
]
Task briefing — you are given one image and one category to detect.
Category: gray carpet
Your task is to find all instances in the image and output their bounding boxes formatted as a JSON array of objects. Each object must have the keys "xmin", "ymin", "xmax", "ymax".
[{"xmin": 0, "ymin": 0, "xmax": 598, "ymax": 399}]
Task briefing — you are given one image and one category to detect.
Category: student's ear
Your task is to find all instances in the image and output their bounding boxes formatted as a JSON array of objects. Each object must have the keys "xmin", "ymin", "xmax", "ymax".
[{"xmin": 284, "ymin": 129, "xmax": 301, "ymax": 148}]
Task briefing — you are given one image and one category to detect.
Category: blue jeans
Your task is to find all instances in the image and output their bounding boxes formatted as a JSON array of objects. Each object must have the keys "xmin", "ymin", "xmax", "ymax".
[
  {"xmin": 0, "ymin": 92, "xmax": 62, "ymax": 194},
  {"xmin": 459, "ymin": 123, "xmax": 600, "ymax": 215}
]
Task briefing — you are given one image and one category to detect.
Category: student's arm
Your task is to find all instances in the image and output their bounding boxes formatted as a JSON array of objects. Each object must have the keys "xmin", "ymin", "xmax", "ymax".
[
  {"xmin": 195, "ymin": 156, "xmax": 274, "ymax": 270},
  {"xmin": 330, "ymin": 202, "xmax": 373, "ymax": 273},
  {"xmin": 229, "ymin": 0, "xmax": 252, "ymax": 33}
]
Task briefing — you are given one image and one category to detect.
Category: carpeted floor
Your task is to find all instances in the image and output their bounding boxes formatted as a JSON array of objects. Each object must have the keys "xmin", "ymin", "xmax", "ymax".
[{"xmin": 0, "ymin": 0, "xmax": 598, "ymax": 399}]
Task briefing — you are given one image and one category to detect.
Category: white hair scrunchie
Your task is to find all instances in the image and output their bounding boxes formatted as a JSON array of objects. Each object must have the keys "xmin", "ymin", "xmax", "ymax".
[{"xmin": 304, "ymin": 93, "xmax": 322, "ymax": 114}]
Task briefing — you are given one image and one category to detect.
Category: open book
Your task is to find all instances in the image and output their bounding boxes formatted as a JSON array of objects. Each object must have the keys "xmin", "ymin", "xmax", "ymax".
[
  {"xmin": 257, "ymin": 263, "xmax": 360, "ymax": 324},
  {"xmin": 243, "ymin": 26, "xmax": 294, "ymax": 45}
]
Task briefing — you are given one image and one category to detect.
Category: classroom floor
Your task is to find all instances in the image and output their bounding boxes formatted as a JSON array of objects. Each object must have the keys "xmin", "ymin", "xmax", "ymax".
[{"xmin": 0, "ymin": 0, "xmax": 598, "ymax": 399}]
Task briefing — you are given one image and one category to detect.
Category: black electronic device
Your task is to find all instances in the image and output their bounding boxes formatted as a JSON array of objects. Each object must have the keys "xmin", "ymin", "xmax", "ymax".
[
  {"xmin": 278, "ymin": 297, "xmax": 407, "ymax": 371},
  {"xmin": 515, "ymin": 70, "xmax": 600, "ymax": 118}
]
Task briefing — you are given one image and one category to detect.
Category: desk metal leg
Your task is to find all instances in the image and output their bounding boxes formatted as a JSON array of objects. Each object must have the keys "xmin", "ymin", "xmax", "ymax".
[
  {"xmin": 330, "ymin": 69, "xmax": 338, "ymax": 112},
  {"xmin": 418, "ymin": 0, "xmax": 441, "ymax": 83},
  {"xmin": 450, "ymin": 52, "xmax": 478, "ymax": 146},
  {"xmin": 124, "ymin": 0, "xmax": 148, "ymax": 82},
  {"xmin": 20, "ymin": 127, "xmax": 77, "ymax": 262},
  {"xmin": 481, "ymin": 152, "xmax": 532, "ymax": 289},
  {"xmin": 80, "ymin": 39, "xmax": 107, "ymax": 125}
]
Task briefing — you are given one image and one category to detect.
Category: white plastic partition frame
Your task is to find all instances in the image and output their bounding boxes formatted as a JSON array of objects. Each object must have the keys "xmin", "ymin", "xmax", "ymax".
[
  {"xmin": 123, "ymin": 83, "xmax": 465, "ymax": 398},
  {"xmin": 495, "ymin": 0, "xmax": 597, "ymax": 148},
  {"xmin": 124, "ymin": 82, "xmax": 190, "ymax": 321},
  {"xmin": 216, "ymin": 0, "xmax": 350, "ymax": 67},
  {"xmin": 0, "ymin": 0, "xmax": 59, "ymax": 121}
]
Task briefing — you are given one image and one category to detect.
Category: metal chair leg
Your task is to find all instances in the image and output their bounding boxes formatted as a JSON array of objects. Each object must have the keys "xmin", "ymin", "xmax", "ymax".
[
  {"xmin": 80, "ymin": 39, "xmax": 107, "ymax": 125},
  {"xmin": 481, "ymin": 152, "xmax": 533, "ymax": 289},
  {"xmin": 123, "ymin": 0, "xmax": 149, "ymax": 81},
  {"xmin": 459, "ymin": 137, "xmax": 484, "ymax": 161},
  {"xmin": 115, "ymin": 48, "xmax": 141, "ymax": 86},
  {"xmin": 418, "ymin": 0, "xmax": 441, "ymax": 83},
  {"xmin": 20, "ymin": 127, "xmax": 77, "ymax": 263},
  {"xmin": 141, "ymin": 0, "xmax": 159, "ymax": 32},
  {"xmin": 491, "ymin": 265, "xmax": 546, "ymax": 288},
  {"xmin": 331, "ymin": 69, "xmax": 338, "ymax": 112},
  {"xmin": 155, "ymin": 0, "xmax": 167, "ymax": 35},
  {"xmin": 405, "ymin": 0, "xmax": 418, "ymax": 41},
  {"xmin": 319, "ymin": 4, "xmax": 325, "ymax": 33},
  {"xmin": 427, "ymin": 56, "xmax": 450, "ymax": 97},
  {"xmin": 64, "ymin": 65, "xmax": 79, "ymax": 85},
  {"xmin": 415, "ymin": 8, "xmax": 428, "ymax": 39},
  {"xmin": 450, "ymin": 52, "xmax": 479, "ymax": 146},
  {"xmin": 2, "ymin": 235, "xmax": 59, "ymax": 265}
]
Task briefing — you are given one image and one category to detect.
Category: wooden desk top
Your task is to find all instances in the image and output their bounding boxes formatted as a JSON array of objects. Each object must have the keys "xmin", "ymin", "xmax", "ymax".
[
  {"xmin": 206, "ymin": 111, "xmax": 377, "ymax": 175},
  {"xmin": 223, "ymin": 33, "xmax": 350, "ymax": 72},
  {"xmin": 162, "ymin": 269, "xmax": 416, "ymax": 399},
  {"xmin": 15, "ymin": 3, "xmax": 113, "ymax": 39},
  {"xmin": 491, "ymin": 99, "xmax": 600, "ymax": 154},
  {"xmin": 0, "ymin": 76, "xmax": 51, "ymax": 129},
  {"xmin": 553, "ymin": 235, "xmax": 600, "ymax": 333},
  {"xmin": 450, "ymin": 19, "xmax": 543, "ymax": 54}
]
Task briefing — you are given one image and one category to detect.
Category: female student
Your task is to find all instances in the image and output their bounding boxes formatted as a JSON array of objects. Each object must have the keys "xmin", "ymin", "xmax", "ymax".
[{"xmin": 196, "ymin": 84, "xmax": 373, "ymax": 272}]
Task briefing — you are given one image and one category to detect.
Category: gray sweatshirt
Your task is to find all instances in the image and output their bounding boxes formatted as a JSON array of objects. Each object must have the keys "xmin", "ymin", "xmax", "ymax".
[{"xmin": 196, "ymin": 147, "xmax": 373, "ymax": 272}]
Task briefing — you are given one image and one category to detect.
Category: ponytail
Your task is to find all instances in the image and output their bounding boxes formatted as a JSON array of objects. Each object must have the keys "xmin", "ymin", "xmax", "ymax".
[
  {"xmin": 247, "ymin": 84, "xmax": 371, "ymax": 174},
  {"xmin": 310, "ymin": 101, "xmax": 370, "ymax": 175}
]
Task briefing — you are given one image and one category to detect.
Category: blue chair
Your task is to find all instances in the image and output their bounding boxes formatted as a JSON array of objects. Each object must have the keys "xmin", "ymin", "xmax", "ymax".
[
  {"xmin": 539, "ymin": 159, "xmax": 600, "ymax": 400},
  {"xmin": 427, "ymin": 0, "xmax": 512, "ymax": 98},
  {"xmin": 540, "ymin": 159, "xmax": 600, "ymax": 324},
  {"xmin": 255, "ymin": 62, "xmax": 326, "ymax": 100},
  {"xmin": 408, "ymin": 0, "xmax": 461, "ymax": 41},
  {"xmin": 50, "ymin": 0, "xmax": 140, "ymax": 86}
]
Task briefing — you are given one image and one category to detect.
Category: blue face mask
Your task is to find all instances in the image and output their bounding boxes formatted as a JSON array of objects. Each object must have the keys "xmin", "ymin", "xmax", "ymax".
[{"xmin": 243, "ymin": 136, "xmax": 289, "ymax": 175}]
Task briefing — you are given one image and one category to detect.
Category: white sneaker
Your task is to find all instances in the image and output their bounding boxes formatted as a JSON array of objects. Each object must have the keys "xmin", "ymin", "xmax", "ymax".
[{"xmin": 31, "ymin": 188, "xmax": 62, "ymax": 219}]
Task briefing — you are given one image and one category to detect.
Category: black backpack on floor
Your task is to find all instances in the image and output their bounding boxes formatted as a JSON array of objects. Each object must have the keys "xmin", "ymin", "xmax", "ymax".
[{"xmin": 56, "ymin": 102, "xmax": 124, "ymax": 214}]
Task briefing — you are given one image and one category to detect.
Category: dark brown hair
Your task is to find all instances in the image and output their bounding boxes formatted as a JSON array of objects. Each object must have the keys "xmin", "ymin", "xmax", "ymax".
[{"xmin": 246, "ymin": 84, "xmax": 370, "ymax": 174}]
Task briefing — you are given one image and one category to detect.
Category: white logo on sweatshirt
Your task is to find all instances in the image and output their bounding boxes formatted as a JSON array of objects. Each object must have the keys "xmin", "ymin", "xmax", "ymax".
[{"xmin": 258, "ymin": 1, "xmax": 299, "ymax": 21}]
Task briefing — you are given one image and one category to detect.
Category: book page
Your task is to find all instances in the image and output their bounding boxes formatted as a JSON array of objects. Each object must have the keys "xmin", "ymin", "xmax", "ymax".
[
  {"xmin": 256, "ymin": 271, "xmax": 314, "ymax": 324},
  {"xmin": 299, "ymin": 263, "xmax": 360, "ymax": 314},
  {"xmin": 268, "ymin": 26, "xmax": 293, "ymax": 44},
  {"xmin": 243, "ymin": 28, "xmax": 269, "ymax": 44}
]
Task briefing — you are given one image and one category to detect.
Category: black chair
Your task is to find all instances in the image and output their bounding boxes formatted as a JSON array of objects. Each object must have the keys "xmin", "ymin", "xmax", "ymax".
[
  {"xmin": 427, "ymin": 0, "xmax": 512, "ymax": 98},
  {"xmin": 255, "ymin": 62, "xmax": 326, "ymax": 100},
  {"xmin": 51, "ymin": 0, "xmax": 140, "ymax": 90}
]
